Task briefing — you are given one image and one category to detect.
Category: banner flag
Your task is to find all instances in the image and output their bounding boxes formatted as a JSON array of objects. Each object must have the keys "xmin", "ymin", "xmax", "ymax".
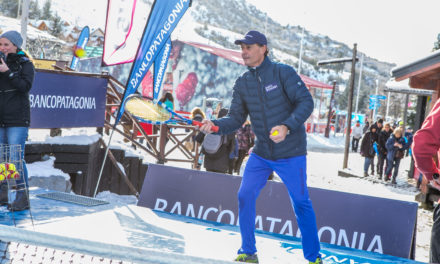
[
  {"xmin": 153, "ymin": 38, "xmax": 172, "ymax": 101},
  {"xmin": 70, "ymin": 26, "xmax": 90, "ymax": 70},
  {"xmin": 102, "ymin": 0, "xmax": 151, "ymax": 66},
  {"xmin": 115, "ymin": 0, "xmax": 191, "ymax": 124}
]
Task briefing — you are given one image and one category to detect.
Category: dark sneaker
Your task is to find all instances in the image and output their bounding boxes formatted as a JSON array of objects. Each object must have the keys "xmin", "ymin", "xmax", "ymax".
[
  {"xmin": 309, "ymin": 256, "xmax": 323, "ymax": 264},
  {"xmin": 391, "ymin": 178, "xmax": 397, "ymax": 184},
  {"xmin": 7, "ymin": 190, "xmax": 30, "ymax": 211},
  {"xmin": 0, "ymin": 183, "xmax": 8, "ymax": 206},
  {"xmin": 363, "ymin": 172, "xmax": 368, "ymax": 177},
  {"xmin": 234, "ymin": 253, "xmax": 259, "ymax": 263}
]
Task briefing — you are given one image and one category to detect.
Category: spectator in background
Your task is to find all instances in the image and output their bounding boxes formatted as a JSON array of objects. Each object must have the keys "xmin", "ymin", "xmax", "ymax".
[
  {"xmin": 368, "ymin": 118, "xmax": 383, "ymax": 175},
  {"xmin": 404, "ymin": 127, "xmax": 414, "ymax": 158},
  {"xmin": 196, "ymin": 108, "xmax": 235, "ymax": 173},
  {"xmin": 212, "ymin": 101, "xmax": 223, "ymax": 119},
  {"xmin": 159, "ymin": 91, "xmax": 174, "ymax": 110},
  {"xmin": 159, "ymin": 92, "xmax": 174, "ymax": 145},
  {"xmin": 229, "ymin": 136, "xmax": 239, "ymax": 174},
  {"xmin": 363, "ymin": 121, "xmax": 370, "ymax": 134},
  {"xmin": 360, "ymin": 126, "xmax": 378, "ymax": 177},
  {"xmin": 371, "ymin": 118, "xmax": 383, "ymax": 134},
  {"xmin": 234, "ymin": 120, "xmax": 255, "ymax": 175},
  {"xmin": 0, "ymin": 30, "xmax": 35, "ymax": 211},
  {"xmin": 412, "ymin": 98, "xmax": 440, "ymax": 263},
  {"xmin": 205, "ymin": 101, "xmax": 213, "ymax": 120},
  {"xmin": 385, "ymin": 128, "xmax": 408, "ymax": 184},
  {"xmin": 351, "ymin": 121, "xmax": 363, "ymax": 152},
  {"xmin": 186, "ymin": 107, "xmax": 206, "ymax": 169},
  {"xmin": 376, "ymin": 123, "xmax": 392, "ymax": 180}
]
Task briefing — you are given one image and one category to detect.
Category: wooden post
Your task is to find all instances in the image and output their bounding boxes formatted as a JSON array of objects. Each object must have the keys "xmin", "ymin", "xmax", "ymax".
[
  {"xmin": 343, "ymin": 43, "xmax": 357, "ymax": 169},
  {"xmin": 158, "ymin": 124, "xmax": 168, "ymax": 164}
]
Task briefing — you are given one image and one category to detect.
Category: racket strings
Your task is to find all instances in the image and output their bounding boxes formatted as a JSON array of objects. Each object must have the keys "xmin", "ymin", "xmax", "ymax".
[{"xmin": 125, "ymin": 97, "xmax": 170, "ymax": 122}]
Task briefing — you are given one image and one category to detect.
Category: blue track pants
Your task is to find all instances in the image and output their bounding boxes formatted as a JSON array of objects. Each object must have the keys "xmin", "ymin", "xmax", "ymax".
[{"xmin": 237, "ymin": 153, "xmax": 320, "ymax": 261}]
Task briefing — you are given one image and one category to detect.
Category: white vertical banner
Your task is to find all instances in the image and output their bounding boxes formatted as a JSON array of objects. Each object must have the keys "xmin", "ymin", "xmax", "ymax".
[{"xmin": 102, "ymin": 0, "xmax": 152, "ymax": 66}]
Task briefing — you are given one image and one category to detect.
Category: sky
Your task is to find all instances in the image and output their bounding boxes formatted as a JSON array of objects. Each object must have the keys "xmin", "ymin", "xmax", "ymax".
[{"xmin": 247, "ymin": 0, "xmax": 440, "ymax": 66}]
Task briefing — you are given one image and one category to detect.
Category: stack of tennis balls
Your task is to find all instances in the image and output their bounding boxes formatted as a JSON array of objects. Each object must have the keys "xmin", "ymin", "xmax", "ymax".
[{"xmin": 0, "ymin": 163, "xmax": 19, "ymax": 181}]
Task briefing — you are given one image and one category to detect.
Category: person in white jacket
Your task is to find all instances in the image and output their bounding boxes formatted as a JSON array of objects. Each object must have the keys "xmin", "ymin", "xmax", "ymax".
[{"xmin": 352, "ymin": 121, "xmax": 363, "ymax": 152}]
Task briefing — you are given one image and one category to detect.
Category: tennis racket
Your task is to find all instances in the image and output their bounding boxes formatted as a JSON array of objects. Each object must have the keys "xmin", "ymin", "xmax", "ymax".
[{"xmin": 124, "ymin": 95, "xmax": 219, "ymax": 132}]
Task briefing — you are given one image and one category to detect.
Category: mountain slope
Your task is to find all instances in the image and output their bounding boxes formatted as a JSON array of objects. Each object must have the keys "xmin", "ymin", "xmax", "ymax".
[{"xmin": 187, "ymin": 0, "xmax": 397, "ymax": 114}]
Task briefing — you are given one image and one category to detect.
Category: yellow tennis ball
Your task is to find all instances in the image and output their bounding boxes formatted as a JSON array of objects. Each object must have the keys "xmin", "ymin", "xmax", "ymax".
[
  {"xmin": 0, "ymin": 173, "xmax": 5, "ymax": 181},
  {"xmin": 0, "ymin": 163, "xmax": 5, "ymax": 174},
  {"xmin": 6, "ymin": 163, "xmax": 16, "ymax": 173},
  {"xmin": 75, "ymin": 48, "xmax": 86, "ymax": 58},
  {"xmin": 8, "ymin": 171, "xmax": 18, "ymax": 179},
  {"xmin": 271, "ymin": 130, "xmax": 279, "ymax": 136}
]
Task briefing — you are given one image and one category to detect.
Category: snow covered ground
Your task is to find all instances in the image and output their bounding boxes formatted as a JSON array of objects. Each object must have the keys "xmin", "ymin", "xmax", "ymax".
[{"xmin": 25, "ymin": 128, "xmax": 432, "ymax": 263}]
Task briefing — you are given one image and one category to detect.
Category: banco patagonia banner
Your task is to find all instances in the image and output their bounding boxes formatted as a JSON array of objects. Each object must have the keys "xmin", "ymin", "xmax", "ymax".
[
  {"xmin": 30, "ymin": 71, "xmax": 108, "ymax": 128},
  {"xmin": 138, "ymin": 164, "xmax": 418, "ymax": 259}
]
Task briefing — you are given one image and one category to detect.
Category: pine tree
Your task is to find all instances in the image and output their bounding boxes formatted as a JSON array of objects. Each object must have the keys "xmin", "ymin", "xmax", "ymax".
[
  {"xmin": 50, "ymin": 13, "xmax": 63, "ymax": 37},
  {"xmin": 29, "ymin": 0, "xmax": 41, "ymax": 20},
  {"xmin": 42, "ymin": 0, "xmax": 52, "ymax": 20},
  {"xmin": 0, "ymin": 0, "xmax": 19, "ymax": 18},
  {"xmin": 433, "ymin": 33, "xmax": 440, "ymax": 51}
]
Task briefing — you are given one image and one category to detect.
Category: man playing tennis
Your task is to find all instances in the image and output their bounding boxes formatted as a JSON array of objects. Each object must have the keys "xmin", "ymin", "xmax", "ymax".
[{"xmin": 200, "ymin": 31, "xmax": 323, "ymax": 264}]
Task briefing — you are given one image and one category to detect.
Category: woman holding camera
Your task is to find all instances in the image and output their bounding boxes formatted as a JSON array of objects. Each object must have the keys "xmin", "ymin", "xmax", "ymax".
[{"xmin": 0, "ymin": 30, "xmax": 35, "ymax": 211}]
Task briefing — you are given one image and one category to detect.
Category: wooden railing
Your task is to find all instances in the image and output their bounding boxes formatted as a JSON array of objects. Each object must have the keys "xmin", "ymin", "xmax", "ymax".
[{"xmin": 103, "ymin": 75, "xmax": 202, "ymax": 169}]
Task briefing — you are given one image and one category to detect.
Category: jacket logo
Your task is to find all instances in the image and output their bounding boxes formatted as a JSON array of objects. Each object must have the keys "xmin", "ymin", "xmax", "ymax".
[{"xmin": 265, "ymin": 83, "xmax": 278, "ymax": 92}]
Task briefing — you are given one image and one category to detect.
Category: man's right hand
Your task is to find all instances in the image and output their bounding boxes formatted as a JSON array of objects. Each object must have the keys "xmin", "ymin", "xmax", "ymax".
[{"xmin": 200, "ymin": 119, "xmax": 215, "ymax": 134}]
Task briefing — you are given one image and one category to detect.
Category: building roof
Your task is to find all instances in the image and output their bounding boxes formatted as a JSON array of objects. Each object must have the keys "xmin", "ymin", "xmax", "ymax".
[
  {"xmin": 179, "ymin": 40, "xmax": 333, "ymax": 90},
  {"xmin": 391, "ymin": 49, "xmax": 440, "ymax": 82}
]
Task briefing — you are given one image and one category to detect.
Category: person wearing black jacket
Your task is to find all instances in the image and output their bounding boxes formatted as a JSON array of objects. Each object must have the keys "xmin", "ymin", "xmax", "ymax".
[
  {"xmin": 376, "ymin": 123, "xmax": 392, "ymax": 179},
  {"xmin": 367, "ymin": 119, "xmax": 383, "ymax": 175},
  {"xmin": 195, "ymin": 108, "xmax": 235, "ymax": 173},
  {"xmin": 0, "ymin": 30, "xmax": 35, "ymax": 211},
  {"xmin": 360, "ymin": 126, "xmax": 378, "ymax": 177}
]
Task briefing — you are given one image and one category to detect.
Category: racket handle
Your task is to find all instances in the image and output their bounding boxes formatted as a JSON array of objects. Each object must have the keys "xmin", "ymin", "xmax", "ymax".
[{"xmin": 192, "ymin": 121, "xmax": 219, "ymax": 133}]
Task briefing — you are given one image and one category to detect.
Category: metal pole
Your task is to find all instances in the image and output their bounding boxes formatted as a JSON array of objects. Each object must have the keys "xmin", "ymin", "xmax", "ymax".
[
  {"xmin": 372, "ymin": 79, "xmax": 379, "ymax": 121},
  {"xmin": 402, "ymin": 94, "xmax": 409, "ymax": 134},
  {"xmin": 342, "ymin": 43, "xmax": 357, "ymax": 169},
  {"xmin": 93, "ymin": 127, "xmax": 116, "ymax": 197},
  {"xmin": 20, "ymin": 0, "xmax": 30, "ymax": 49},
  {"xmin": 385, "ymin": 91, "xmax": 391, "ymax": 121},
  {"xmin": 355, "ymin": 54, "xmax": 364, "ymax": 113},
  {"xmin": 325, "ymin": 81, "xmax": 337, "ymax": 138},
  {"xmin": 298, "ymin": 26, "xmax": 305, "ymax": 74}
]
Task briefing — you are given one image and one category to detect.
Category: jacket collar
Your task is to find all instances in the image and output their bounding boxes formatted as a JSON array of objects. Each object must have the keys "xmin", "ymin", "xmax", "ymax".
[{"xmin": 248, "ymin": 56, "xmax": 271, "ymax": 73}]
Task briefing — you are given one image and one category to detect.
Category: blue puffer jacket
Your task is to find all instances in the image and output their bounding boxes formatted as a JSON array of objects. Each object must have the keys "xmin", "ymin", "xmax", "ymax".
[
  {"xmin": 213, "ymin": 57, "xmax": 314, "ymax": 160},
  {"xmin": 385, "ymin": 134, "xmax": 407, "ymax": 161}
]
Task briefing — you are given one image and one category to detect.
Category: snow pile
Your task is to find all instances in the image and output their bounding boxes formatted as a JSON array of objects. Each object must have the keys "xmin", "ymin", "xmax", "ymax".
[{"xmin": 27, "ymin": 156, "xmax": 70, "ymax": 180}]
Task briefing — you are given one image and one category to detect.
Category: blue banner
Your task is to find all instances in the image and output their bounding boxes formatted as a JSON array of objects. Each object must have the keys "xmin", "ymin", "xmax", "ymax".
[
  {"xmin": 138, "ymin": 164, "xmax": 418, "ymax": 259},
  {"xmin": 116, "ymin": 0, "xmax": 191, "ymax": 123},
  {"xmin": 29, "ymin": 71, "xmax": 108, "ymax": 128},
  {"xmin": 70, "ymin": 26, "xmax": 90, "ymax": 70},
  {"xmin": 153, "ymin": 38, "xmax": 172, "ymax": 101}
]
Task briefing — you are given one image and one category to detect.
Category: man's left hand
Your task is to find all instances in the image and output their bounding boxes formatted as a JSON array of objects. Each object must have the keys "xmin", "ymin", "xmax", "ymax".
[{"xmin": 270, "ymin": 125, "xmax": 288, "ymax": 143}]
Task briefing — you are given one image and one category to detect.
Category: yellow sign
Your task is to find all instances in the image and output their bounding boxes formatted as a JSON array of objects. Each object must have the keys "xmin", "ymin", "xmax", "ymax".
[{"xmin": 33, "ymin": 59, "xmax": 67, "ymax": 70}]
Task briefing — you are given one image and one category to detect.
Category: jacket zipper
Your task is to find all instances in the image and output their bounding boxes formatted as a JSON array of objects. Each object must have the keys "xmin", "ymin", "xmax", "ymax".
[{"xmin": 255, "ymin": 71, "xmax": 273, "ymax": 158}]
